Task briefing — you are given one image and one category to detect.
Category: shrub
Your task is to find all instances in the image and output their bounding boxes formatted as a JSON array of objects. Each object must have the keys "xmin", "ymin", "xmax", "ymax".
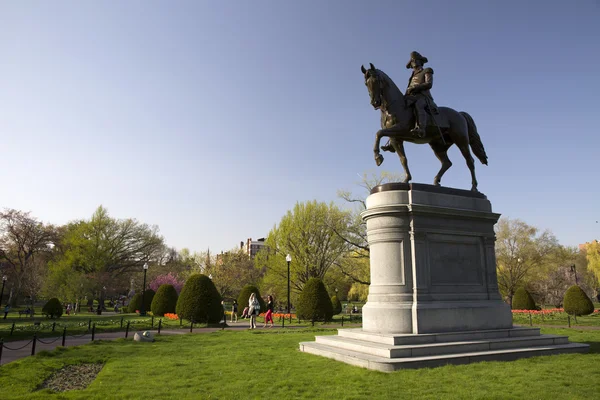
[
  {"xmin": 297, "ymin": 278, "xmax": 333, "ymax": 321},
  {"xmin": 128, "ymin": 293, "xmax": 142, "ymax": 313},
  {"xmin": 512, "ymin": 287, "xmax": 536, "ymax": 310},
  {"xmin": 563, "ymin": 285, "xmax": 595, "ymax": 316},
  {"xmin": 151, "ymin": 284, "xmax": 178, "ymax": 316},
  {"xmin": 237, "ymin": 285, "xmax": 266, "ymax": 316},
  {"xmin": 128, "ymin": 289, "xmax": 155, "ymax": 313},
  {"xmin": 331, "ymin": 295, "xmax": 342, "ymax": 315},
  {"xmin": 143, "ymin": 289, "xmax": 156, "ymax": 313},
  {"xmin": 176, "ymin": 274, "xmax": 223, "ymax": 323},
  {"xmin": 42, "ymin": 298, "xmax": 63, "ymax": 319}
]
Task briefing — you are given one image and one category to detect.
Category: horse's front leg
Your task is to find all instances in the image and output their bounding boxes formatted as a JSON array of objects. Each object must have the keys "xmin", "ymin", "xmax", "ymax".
[
  {"xmin": 373, "ymin": 129, "xmax": 384, "ymax": 166},
  {"xmin": 390, "ymin": 139, "xmax": 412, "ymax": 183}
]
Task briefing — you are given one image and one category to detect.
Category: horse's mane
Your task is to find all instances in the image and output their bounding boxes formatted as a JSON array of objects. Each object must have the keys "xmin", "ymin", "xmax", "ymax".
[{"xmin": 377, "ymin": 69, "xmax": 404, "ymax": 109}]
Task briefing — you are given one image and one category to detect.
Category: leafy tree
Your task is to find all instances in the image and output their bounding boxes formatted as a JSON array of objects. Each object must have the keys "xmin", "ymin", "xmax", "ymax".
[
  {"xmin": 495, "ymin": 218, "xmax": 560, "ymax": 306},
  {"xmin": 511, "ymin": 287, "xmax": 536, "ymax": 310},
  {"xmin": 151, "ymin": 284, "xmax": 178, "ymax": 316},
  {"xmin": 584, "ymin": 240, "xmax": 600, "ymax": 286},
  {"xmin": 296, "ymin": 278, "xmax": 333, "ymax": 321},
  {"xmin": 563, "ymin": 285, "xmax": 595, "ymax": 317},
  {"xmin": 0, "ymin": 209, "xmax": 57, "ymax": 306},
  {"xmin": 255, "ymin": 201, "xmax": 350, "ymax": 307},
  {"xmin": 46, "ymin": 206, "xmax": 166, "ymax": 306},
  {"xmin": 176, "ymin": 274, "xmax": 222, "ymax": 323},
  {"xmin": 205, "ymin": 248, "xmax": 263, "ymax": 299}
]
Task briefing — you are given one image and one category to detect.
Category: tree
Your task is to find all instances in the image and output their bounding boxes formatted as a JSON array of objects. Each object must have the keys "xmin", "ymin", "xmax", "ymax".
[
  {"xmin": 584, "ymin": 241, "xmax": 600, "ymax": 287},
  {"xmin": 255, "ymin": 201, "xmax": 350, "ymax": 306},
  {"xmin": 47, "ymin": 206, "xmax": 166, "ymax": 305},
  {"xmin": 0, "ymin": 209, "xmax": 56, "ymax": 306},
  {"xmin": 204, "ymin": 248, "xmax": 263, "ymax": 299},
  {"xmin": 495, "ymin": 218, "xmax": 560, "ymax": 306},
  {"xmin": 149, "ymin": 273, "xmax": 184, "ymax": 294}
]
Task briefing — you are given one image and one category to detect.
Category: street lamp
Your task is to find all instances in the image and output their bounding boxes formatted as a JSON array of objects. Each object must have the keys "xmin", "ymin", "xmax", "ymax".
[
  {"xmin": 1, "ymin": 276, "xmax": 7, "ymax": 306},
  {"xmin": 0, "ymin": 275, "xmax": 8, "ymax": 303},
  {"xmin": 140, "ymin": 263, "xmax": 149, "ymax": 316},
  {"xmin": 286, "ymin": 254, "xmax": 292, "ymax": 314}
]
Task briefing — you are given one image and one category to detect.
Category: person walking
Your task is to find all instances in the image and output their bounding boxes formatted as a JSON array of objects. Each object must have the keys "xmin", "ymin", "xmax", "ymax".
[
  {"xmin": 263, "ymin": 295, "xmax": 274, "ymax": 328},
  {"xmin": 231, "ymin": 300, "xmax": 238, "ymax": 323},
  {"xmin": 248, "ymin": 293, "xmax": 260, "ymax": 329}
]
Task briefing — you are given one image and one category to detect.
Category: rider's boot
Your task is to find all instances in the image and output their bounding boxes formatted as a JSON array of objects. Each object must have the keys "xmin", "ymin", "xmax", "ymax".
[
  {"xmin": 381, "ymin": 140, "xmax": 396, "ymax": 153},
  {"xmin": 410, "ymin": 107, "xmax": 427, "ymax": 138}
]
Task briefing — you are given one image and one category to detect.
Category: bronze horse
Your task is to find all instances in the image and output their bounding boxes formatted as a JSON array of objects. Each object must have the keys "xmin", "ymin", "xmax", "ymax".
[{"xmin": 361, "ymin": 63, "xmax": 488, "ymax": 192}]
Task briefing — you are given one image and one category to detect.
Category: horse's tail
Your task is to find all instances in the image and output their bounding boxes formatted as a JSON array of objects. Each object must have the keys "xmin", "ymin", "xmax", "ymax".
[{"xmin": 460, "ymin": 111, "xmax": 488, "ymax": 165}]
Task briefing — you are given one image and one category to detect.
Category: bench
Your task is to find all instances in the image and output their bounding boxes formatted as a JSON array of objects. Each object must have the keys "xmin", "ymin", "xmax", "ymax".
[{"xmin": 18, "ymin": 309, "xmax": 34, "ymax": 317}]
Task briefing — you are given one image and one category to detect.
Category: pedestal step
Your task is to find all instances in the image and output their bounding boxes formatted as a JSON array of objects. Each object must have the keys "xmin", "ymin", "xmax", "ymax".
[{"xmin": 299, "ymin": 328, "xmax": 589, "ymax": 372}]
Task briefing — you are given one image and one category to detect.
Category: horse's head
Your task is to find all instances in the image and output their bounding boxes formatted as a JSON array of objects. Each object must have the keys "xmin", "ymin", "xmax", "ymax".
[{"xmin": 361, "ymin": 63, "xmax": 384, "ymax": 110}]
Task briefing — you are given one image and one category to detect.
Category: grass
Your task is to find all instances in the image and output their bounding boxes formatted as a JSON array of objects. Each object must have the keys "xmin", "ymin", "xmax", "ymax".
[
  {"xmin": 0, "ymin": 327, "xmax": 599, "ymax": 399},
  {"xmin": 512, "ymin": 310, "xmax": 600, "ymax": 327}
]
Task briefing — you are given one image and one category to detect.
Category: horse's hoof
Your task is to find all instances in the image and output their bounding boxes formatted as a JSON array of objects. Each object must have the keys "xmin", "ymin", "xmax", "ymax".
[
  {"xmin": 433, "ymin": 182, "xmax": 440, "ymax": 187},
  {"xmin": 375, "ymin": 154, "xmax": 384, "ymax": 166}
]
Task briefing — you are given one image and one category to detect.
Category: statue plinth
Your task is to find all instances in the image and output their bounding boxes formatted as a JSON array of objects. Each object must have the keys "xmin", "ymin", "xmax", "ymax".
[
  {"xmin": 360, "ymin": 183, "xmax": 511, "ymax": 334},
  {"xmin": 299, "ymin": 182, "xmax": 588, "ymax": 371}
]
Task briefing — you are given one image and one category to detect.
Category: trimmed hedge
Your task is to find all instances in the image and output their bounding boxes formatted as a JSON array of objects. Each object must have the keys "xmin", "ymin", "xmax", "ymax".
[
  {"xmin": 42, "ymin": 298, "xmax": 63, "ymax": 319},
  {"xmin": 127, "ymin": 289, "xmax": 155, "ymax": 314},
  {"xmin": 297, "ymin": 278, "xmax": 333, "ymax": 321},
  {"xmin": 128, "ymin": 293, "xmax": 142, "ymax": 313},
  {"xmin": 331, "ymin": 295, "xmax": 342, "ymax": 315},
  {"xmin": 237, "ymin": 285, "xmax": 266, "ymax": 316},
  {"xmin": 512, "ymin": 287, "xmax": 536, "ymax": 310},
  {"xmin": 563, "ymin": 285, "xmax": 595, "ymax": 316},
  {"xmin": 176, "ymin": 274, "xmax": 223, "ymax": 323},
  {"xmin": 151, "ymin": 284, "xmax": 178, "ymax": 316}
]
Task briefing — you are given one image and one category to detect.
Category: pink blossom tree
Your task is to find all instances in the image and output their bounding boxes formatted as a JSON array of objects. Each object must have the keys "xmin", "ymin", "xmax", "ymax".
[{"xmin": 148, "ymin": 273, "xmax": 184, "ymax": 294}]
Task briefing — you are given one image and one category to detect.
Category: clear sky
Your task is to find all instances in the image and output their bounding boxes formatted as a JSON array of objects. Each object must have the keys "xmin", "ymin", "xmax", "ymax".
[{"xmin": 1, "ymin": 1, "xmax": 599, "ymax": 253}]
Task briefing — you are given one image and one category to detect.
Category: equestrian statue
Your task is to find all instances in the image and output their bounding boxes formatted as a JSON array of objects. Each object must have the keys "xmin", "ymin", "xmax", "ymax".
[{"xmin": 361, "ymin": 51, "xmax": 488, "ymax": 192}]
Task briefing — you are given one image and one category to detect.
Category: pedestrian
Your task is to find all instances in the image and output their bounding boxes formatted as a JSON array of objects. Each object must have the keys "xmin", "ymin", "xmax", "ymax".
[
  {"xmin": 3, "ymin": 304, "xmax": 10, "ymax": 319},
  {"xmin": 263, "ymin": 295, "xmax": 274, "ymax": 328},
  {"xmin": 241, "ymin": 306, "xmax": 249, "ymax": 319},
  {"xmin": 231, "ymin": 300, "xmax": 238, "ymax": 323},
  {"xmin": 248, "ymin": 293, "xmax": 260, "ymax": 329}
]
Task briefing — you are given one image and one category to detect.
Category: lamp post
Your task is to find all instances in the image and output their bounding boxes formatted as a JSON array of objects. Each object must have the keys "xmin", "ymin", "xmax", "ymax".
[
  {"xmin": 1, "ymin": 276, "xmax": 7, "ymax": 306},
  {"xmin": 140, "ymin": 263, "xmax": 149, "ymax": 316},
  {"xmin": 286, "ymin": 254, "xmax": 292, "ymax": 314}
]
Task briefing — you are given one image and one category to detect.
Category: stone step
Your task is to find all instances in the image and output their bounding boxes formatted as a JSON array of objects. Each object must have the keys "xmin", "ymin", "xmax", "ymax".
[
  {"xmin": 337, "ymin": 327, "xmax": 540, "ymax": 345},
  {"xmin": 299, "ymin": 341, "xmax": 589, "ymax": 372},
  {"xmin": 315, "ymin": 334, "xmax": 569, "ymax": 358}
]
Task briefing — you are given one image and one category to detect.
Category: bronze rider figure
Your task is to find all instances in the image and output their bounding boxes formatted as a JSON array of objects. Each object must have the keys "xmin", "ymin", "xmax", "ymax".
[{"xmin": 405, "ymin": 51, "xmax": 438, "ymax": 138}]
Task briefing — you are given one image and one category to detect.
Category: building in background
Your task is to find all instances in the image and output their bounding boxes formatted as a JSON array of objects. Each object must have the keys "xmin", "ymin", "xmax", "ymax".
[
  {"xmin": 579, "ymin": 240, "xmax": 599, "ymax": 251},
  {"xmin": 245, "ymin": 237, "xmax": 266, "ymax": 259}
]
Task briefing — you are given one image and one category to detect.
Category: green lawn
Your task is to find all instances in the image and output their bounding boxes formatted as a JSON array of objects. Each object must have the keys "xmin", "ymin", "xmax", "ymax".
[
  {"xmin": 512, "ymin": 311, "xmax": 600, "ymax": 327},
  {"xmin": 0, "ymin": 327, "xmax": 599, "ymax": 399}
]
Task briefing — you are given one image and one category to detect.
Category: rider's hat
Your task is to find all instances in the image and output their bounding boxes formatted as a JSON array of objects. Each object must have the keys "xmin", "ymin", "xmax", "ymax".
[{"xmin": 406, "ymin": 51, "xmax": 428, "ymax": 69}]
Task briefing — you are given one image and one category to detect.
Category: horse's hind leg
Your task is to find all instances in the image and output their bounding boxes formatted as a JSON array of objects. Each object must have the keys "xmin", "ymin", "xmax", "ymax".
[
  {"xmin": 390, "ymin": 139, "xmax": 412, "ymax": 183},
  {"xmin": 456, "ymin": 142, "xmax": 478, "ymax": 191},
  {"xmin": 430, "ymin": 142, "xmax": 452, "ymax": 186}
]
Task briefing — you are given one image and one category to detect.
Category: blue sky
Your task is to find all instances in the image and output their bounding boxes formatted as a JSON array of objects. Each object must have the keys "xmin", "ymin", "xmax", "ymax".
[{"xmin": 1, "ymin": 1, "xmax": 599, "ymax": 253}]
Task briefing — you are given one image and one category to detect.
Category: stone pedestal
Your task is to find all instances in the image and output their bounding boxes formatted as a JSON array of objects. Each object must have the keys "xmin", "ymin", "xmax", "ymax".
[
  {"xmin": 361, "ymin": 183, "xmax": 511, "ymax": 334},
  {"xmin": 299, "ymin": 183, "xmax": 588, "ymax": 371}
]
